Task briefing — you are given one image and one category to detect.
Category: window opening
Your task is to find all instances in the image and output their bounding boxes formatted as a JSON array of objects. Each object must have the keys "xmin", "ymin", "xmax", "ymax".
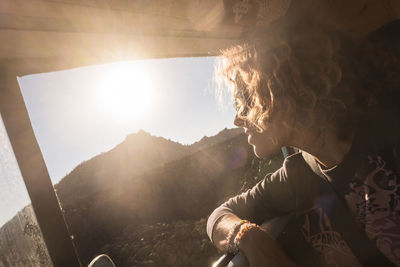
[{"xmin": 16, "ymin": 57, "xmax": 240, "ymax": 266}]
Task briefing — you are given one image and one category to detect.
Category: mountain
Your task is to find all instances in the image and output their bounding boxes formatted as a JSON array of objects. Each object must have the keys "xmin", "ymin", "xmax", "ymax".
[
  {"xmin": 189, "ymin": 128, "xmax": 244, "ymax": 151},
  {"xmin": 55, "ymin": 128, "xmax": 243, "ymax": 207},
  {"xmin": 55, "ymin": 129, "xmax": 189, "ymax": 207},
  {"xmin": 0, "ymin": 128, "xmax": 283, "ymax": 267}
]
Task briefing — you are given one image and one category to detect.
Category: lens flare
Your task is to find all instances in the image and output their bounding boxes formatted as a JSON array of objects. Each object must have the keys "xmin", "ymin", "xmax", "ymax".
[{"xmin": 230, "ymin": 146, "xmax": 248, "ymax": 169}]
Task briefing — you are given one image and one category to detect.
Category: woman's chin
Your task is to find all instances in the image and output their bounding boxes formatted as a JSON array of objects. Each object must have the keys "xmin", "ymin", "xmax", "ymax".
[
  {"xmin": 253, "ymin": 145, "xmax": 272, "ymax": 158},
  {"xmin": 252, "ymin": 142, "xmax": 281, "ymax": 159},
  {"xmin": 247, "ymin": 131, "xmax": 282, "ymax": 158}
]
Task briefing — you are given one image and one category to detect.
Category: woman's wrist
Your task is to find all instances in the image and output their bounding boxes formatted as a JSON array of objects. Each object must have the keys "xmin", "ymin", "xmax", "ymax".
[
  {"xmin": 236, "ymin": 223, "xmax": 265, "ymax": 255},
  {"xmin": 226, "ymin": 220, "xmax": 249, "ymax": 253},
  {"xmin": 224, "ymin": 220, "xmax": 297, "ymax": 266},
  {"xmin": 225, "ymin": 221, "xmax": 264, "ymax": 255}
]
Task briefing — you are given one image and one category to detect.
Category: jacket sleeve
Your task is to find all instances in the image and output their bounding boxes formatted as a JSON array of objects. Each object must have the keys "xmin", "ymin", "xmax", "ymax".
[{"xmin": 206, "ymin": 157, "xmax": 298, "ymax": 243}]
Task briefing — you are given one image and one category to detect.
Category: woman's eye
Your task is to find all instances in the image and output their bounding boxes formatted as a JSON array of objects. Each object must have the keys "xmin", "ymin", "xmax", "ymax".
[{"xmin": 233, "ymin": 101, "xmax": 240, "ymax": 111}]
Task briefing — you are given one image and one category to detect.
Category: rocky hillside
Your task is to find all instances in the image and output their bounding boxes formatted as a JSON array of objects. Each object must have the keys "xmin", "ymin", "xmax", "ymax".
[
  {"xmin": 189, "ymin": 128, "xmax": 244, "ymax": 151},
  {"xmin": 55, "ymin": 128, "xmax": 243, "ymax": 207}
]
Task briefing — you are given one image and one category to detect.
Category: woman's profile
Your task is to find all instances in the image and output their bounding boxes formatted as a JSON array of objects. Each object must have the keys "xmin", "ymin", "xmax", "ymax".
[{"xmin": 207, "ymin": 14, "xmax": 400, "ymax": 267}]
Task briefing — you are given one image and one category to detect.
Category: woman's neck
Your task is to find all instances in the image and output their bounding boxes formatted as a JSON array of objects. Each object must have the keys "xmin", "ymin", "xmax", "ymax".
[{"xmin": 291, "ymin": 130, "xmax": 354, "ymax": 168}]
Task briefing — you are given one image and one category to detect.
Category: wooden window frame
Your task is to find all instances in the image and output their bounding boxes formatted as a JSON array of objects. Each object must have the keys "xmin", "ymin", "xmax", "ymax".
[{"xmin": 0, "ymin": 61, "xmax": 81, "ymax": 267}]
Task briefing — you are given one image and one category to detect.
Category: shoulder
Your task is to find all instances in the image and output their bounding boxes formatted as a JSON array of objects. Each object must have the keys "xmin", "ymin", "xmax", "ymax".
[
  {"xmin": 267, "ymin": 151, "xmax": 317, "ymax": 185},
  {"xmin": 281, "ymin": 152, "xmax": 313, "ymax": 177}
]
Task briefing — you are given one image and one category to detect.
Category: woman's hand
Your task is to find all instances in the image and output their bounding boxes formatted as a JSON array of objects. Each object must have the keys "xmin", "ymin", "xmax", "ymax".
[
  {"xmin": 212, "ymin": 215, "xmax": 296, "ymax": 266},
  {"xmin": 239, "ymin": 226, "xmax": 297, "ymax": 267}
]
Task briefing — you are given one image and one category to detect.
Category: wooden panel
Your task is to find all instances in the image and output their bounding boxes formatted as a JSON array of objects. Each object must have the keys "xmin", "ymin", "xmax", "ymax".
[
  {"xmin": 0, "ymin": 30, "xmax": 239, "ymax": 73},
  {"xmin": 0, "ymin": 0, "xmax": 243, "ymax": 71},
  {"xmin": 0, "ymin": 0, "xmax": 240, "ymax": 36},
  {"xmin": 0, "ymin": 0, "xmax": 188, "ymax": 34}
]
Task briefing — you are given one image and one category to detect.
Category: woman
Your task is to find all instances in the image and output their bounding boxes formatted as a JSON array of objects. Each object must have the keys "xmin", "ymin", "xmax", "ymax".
[{"xmin": 207, "ymin": 19, "xmax": 400, "ymax": 267}]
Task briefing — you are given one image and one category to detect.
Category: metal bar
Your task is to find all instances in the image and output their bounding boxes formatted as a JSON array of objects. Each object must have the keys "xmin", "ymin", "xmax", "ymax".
[{"xmin": 0, "ymin": 64, "xmax": 81, "ymax": 267}]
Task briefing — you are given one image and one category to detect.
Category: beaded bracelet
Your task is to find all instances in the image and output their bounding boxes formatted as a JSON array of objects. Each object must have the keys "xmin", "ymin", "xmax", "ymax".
[
  {"xmin": 233, "ymin": 222, "xmax": 261, "ymax": 251},
  {"xmin": 225, "ymin": 220, "xmax": 249, "ymax": 253}
]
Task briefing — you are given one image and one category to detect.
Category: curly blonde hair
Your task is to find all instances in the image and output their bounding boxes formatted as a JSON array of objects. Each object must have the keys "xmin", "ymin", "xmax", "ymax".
[{"xmin": 218, "ymin": 21, "xmax": 400, "ymax": 141}]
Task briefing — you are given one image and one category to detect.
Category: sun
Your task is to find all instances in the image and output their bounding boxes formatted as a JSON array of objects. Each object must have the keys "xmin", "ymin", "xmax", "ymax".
[{"xmin": 99, "ymin": 62, "xmax": 154, "ymax": 122}]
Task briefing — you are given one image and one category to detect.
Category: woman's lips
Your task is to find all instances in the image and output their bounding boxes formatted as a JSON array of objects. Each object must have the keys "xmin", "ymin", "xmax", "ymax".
[{"xmin": 244, "ymin": 129, "xmax": 256, "ymax": 144}]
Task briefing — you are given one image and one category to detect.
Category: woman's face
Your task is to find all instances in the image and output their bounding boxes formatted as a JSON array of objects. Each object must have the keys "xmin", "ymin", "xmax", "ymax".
[{"xmin": 234, "ymin": 114, "xmax": 289, "ymax": 158}]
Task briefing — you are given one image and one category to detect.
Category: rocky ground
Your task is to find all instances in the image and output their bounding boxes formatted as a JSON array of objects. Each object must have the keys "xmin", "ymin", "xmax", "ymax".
[{"xmin": 100, "ymin": 218, "xmax": 220, "ymax": 267}]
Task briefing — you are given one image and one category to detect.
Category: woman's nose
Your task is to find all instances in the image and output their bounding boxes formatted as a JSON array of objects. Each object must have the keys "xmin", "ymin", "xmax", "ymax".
[{"xmin": 234, "ymin": 115, "xmax": 245, "ymax": 127}]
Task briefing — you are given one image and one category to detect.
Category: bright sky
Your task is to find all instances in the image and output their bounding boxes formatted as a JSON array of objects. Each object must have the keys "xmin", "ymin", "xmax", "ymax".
[{"xmin": 18, "ymin": 57, "xmax": 236, "ymax": 185}]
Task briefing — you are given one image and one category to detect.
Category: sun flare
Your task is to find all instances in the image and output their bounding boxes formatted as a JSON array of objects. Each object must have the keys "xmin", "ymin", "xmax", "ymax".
[{"xmin": 99, "ymin": 62, "xmax": 154, "ymax": 121}]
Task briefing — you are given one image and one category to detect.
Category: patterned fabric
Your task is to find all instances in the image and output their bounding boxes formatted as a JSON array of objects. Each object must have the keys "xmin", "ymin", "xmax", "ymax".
[
  {"xmin": 301, "ymin": 208, "xmax": 361, "ymax": 266},
  {"xmin": 343, "ymin": 155, "xmax": 400, "ymax": 265}
]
